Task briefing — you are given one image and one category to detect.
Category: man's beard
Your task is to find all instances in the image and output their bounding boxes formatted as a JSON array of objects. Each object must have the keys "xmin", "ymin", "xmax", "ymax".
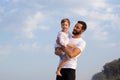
[{"xmin": 72, "ymin": 30, "xmax": 81, "ymax": 35}]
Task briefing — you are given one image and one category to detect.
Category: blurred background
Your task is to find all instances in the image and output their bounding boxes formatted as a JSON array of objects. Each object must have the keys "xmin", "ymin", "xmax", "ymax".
[{"xmin": 0, "ymin": 0, "xmax": 120, "ymax": 80}]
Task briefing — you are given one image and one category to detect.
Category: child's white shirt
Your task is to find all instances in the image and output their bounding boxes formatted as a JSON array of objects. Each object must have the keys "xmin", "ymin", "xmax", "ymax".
[{"xmin": 55, "ymin": 31, "xmax": 72, "ymax": 48}]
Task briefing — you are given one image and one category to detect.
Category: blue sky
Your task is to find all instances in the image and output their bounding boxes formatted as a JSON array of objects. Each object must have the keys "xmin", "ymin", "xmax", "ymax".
[{"xmin": 0, "ymin": 0, "xmax": 120, "ymax": 80}]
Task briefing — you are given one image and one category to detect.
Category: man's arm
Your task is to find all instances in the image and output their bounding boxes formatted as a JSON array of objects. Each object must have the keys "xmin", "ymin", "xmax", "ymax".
[
  {"xmin": 61, "ymin": 46, "xmax": 81, "ymax": 58},
  {"xmin": 56, "ymin": 38, "xmax": 81, "ymax": 58}
]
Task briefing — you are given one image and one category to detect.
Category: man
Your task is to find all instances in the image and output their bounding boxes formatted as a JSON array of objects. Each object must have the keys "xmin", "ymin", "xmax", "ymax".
[{"xmin": 55, "ymin": 21, "xmax": 87, "ymax": 80}]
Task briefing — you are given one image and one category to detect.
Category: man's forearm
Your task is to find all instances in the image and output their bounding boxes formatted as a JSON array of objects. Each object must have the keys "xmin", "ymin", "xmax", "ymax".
[
  {"xmin": 61, "ymin": 46, "xmax": 73, "ymax": 58},
  {"xmin": 61, "ymin": 45, "xmax": 81, "ymax": 58}
]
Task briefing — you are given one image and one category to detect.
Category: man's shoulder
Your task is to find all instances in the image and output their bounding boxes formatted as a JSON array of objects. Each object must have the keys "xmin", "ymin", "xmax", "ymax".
[
  {"xmin": 80, "ymin": 38, "xmax": 86, "ymax": 42},
  {"xmin": 79, "ymin": 38, "xmax": 86, "ymax": 45}
]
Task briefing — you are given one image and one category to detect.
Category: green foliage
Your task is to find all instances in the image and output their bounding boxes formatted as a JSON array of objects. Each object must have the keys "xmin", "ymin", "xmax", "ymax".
[
  {"xmin": 92, "ymin": 72, "xmax": 107, "ymax": 80},
  {"xmin": 92, "ymin": 58, "xmax": 120, "ymax": 80},
  {"xmin": 103, "ymin": 58, "xmax": 120, "ymax": 80}
]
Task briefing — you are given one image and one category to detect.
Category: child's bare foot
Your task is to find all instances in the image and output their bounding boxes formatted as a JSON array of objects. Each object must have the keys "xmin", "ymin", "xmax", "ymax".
[{"xmin": 56, "ymin": 70, "xmax": 62, "ymax": 76}]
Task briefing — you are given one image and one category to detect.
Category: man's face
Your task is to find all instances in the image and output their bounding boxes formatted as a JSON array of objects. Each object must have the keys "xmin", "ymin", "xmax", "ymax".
[{"xmin": 72, "ymin": 23, "xmax": 83, "ymax": 35}]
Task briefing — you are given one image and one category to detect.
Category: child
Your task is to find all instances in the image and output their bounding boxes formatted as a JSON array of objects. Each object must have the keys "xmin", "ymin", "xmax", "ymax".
[{"xmin": 55, "ymin": 18, "xmax": 75, "ymax": 76}]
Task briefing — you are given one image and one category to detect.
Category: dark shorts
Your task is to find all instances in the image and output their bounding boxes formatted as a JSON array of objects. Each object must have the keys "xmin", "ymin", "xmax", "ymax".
[{"xmin": 56, "ymin": 68, "xmax": 76, "ymax": 80}]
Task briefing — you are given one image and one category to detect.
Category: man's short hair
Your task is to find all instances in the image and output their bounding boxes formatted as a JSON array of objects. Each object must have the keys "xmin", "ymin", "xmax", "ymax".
[{"xmin": 78, "ymin": 21, "xmax": 87, "ymax": 31}]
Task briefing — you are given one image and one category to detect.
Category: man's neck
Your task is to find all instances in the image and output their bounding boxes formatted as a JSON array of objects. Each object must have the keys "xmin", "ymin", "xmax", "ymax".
[{"xmin": 72, "ymin": 35, "xmax": 81, "ymax": 38}]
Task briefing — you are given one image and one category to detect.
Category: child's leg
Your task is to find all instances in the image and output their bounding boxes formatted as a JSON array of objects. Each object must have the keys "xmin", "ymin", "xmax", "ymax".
[
  {"xmin": 59, "ymin": 53, "xmax": 65, "ymax": 60},
  {"xmin": 55, "ymin": 47, "xmax": 64, "ymax": 59},
  {"xmin": 56, "ymin": 55, "xmax": 68, "ymax": 76}
]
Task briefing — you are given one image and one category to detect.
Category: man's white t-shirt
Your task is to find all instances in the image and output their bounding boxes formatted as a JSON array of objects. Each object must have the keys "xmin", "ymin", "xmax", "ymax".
[{"xmin": 60, "ymin": 37, "xmax": 86, "ymax": 69}]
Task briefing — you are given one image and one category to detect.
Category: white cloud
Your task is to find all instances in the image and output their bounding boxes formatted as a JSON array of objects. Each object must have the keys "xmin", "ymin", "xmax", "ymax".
[
  {"xmin": 0, "ymin": 7, "xmax": 4, "ymax": 13},
  {"xmin": 6, "ymin": 0, "xmax": 19, "ymax": 3},
  {"xmin": 9, "ymin": 8, "xmax": 18, "ymax": 14},
  {"xmin": 0, "ymin": 45, "xmax": 12, "ymax": 56},
  {"xmin": 88, "ymin": 21, "xmax": 108, "ymax": 40},
  {"xmin": 111, "ymin": 17, "xmax": 120, "ymax": 30},
  {"xmin": 18, "ymin": 42, "xmax": 53, "ymax": 55},
  {"xmin": 19, "ymin": 42, "xmax": 41, "ymax": 51},
  {"xmin": 93, "ymin": 30, "xmax": 108, "ymax": 40},
  {"xmin": 38, "ymin": 25, "xmax": 49, "ymax": 30},
  {"xmin": 0, "ymin": 42, "xmax": 53, "ymax": 56},
  {"xmin": 70, "ymin": 8, "xmax": 88, "ymax": 16},
  {"xmin": 106, "ymin": 43, "xmax": 118, "ymax": 47},
  {"xmin": 91, "ymin": 0, "xmax": 107, "ymax": 9},
  {"xmin": 99, "ymin": 42, "xmax": 118, "ymax": 49},
  {"xmin": 22, "ymin": 11, "xmax": 45, "ymax": 39},
  {"xmin": 104, "ymin": 8, "xmax": 119, "ymax": 30},
  {"xmin": 69, "ymin": 0, "xmax": 120, "ymax": 41}
]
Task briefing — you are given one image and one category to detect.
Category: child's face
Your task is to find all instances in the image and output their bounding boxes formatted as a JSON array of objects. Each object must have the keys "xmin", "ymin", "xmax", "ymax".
[{"xmin": 61, "ymin": 22, "xmax": 70, "ymax": 31}]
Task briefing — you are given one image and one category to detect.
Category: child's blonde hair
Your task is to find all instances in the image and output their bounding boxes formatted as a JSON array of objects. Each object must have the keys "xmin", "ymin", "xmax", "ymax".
[{"xmin": 61, "ymin": 18, "xmax": 70, "ymax": 26}]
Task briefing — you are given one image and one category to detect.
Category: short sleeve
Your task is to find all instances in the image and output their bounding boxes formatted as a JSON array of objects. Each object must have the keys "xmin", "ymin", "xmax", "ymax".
[{"xmin": 76, "ymin": 40, "xmax": 86, "ymax": 52}]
